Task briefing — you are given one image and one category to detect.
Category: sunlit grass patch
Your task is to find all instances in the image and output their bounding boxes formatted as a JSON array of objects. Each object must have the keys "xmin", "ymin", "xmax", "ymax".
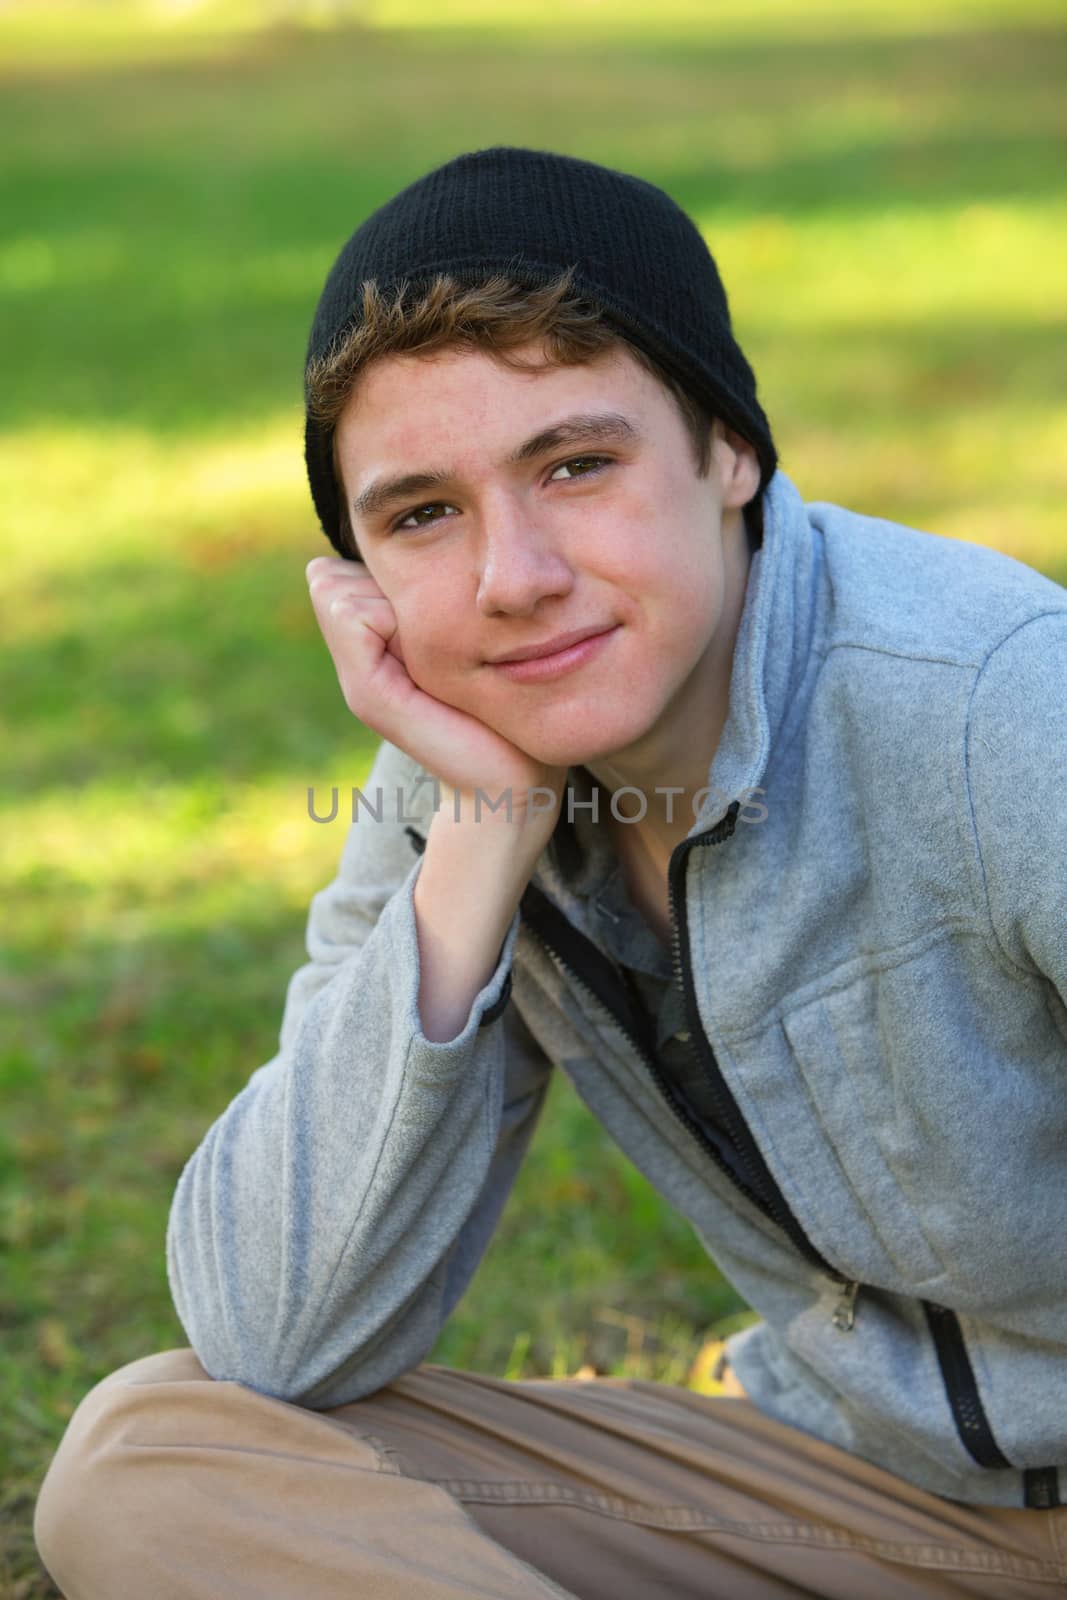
[
  {"xmin": 3, "ymin": 0, "xmax": 1064, "ymax": 69},
  {"xmin": 0, "ymin": 417, "xmax": 310, "ymax": 579},
  {"xmin": 364, "ymin": 0, "xmax": 1066, "ymax": 35},
  {"xmin": 716, "ymin": 203, "xmax": 1067, "ymax": 329},
  {"xmin": 2, "ymin": 775, "xmax": 349, "ymax": 933}
]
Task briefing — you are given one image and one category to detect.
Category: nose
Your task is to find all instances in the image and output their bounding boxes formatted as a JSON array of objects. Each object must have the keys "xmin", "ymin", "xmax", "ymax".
[{"xmin": 475, "ymin": 495, "xmax": 575, "ymax": 617}]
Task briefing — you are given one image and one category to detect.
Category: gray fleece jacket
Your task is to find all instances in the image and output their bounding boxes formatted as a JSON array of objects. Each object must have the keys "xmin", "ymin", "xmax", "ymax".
[{"xmin": 166, "ymin": 470, "xmax": 1067, "ymax": 1510}]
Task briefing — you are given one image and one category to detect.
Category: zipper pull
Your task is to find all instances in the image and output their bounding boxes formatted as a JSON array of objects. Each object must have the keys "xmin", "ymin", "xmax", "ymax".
[{"xmin": 831, "ymin": 1280, "xmax": 860, "ymax": 1332}]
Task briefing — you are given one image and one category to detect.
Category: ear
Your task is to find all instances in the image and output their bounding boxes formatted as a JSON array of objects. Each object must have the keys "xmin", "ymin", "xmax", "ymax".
[{"xmin": 715, "ymin": 421, "xmax": 761, "ymax": 509}]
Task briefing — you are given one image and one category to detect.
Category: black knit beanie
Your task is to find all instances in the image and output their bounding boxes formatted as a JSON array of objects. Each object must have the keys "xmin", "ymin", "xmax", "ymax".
[{"xmin": 304, "ymin": 145, "xmax": 776, "ymax": 556}]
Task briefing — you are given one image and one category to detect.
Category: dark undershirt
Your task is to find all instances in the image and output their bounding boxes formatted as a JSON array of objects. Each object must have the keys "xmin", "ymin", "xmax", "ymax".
[{"xmin": 587, "ymin": 859, "xmax": 750, "ymax": 1185}]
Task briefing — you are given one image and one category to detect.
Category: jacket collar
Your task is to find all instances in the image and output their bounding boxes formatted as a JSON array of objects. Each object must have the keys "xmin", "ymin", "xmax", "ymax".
[{"xmin": 701, "ymin": 468, "xmax": 821, "ymax": 827}]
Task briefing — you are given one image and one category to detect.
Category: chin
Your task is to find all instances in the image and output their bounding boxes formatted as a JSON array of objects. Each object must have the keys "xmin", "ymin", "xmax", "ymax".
[{"xmin": 507, "ymin": 707, "xmax": 660, "ymax": 772}]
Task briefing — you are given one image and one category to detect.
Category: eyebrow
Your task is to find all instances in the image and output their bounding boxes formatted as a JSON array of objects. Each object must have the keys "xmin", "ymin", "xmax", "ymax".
[{"xmin": 350, "ymin": 411, "xmax": 643, "ymax": 525}]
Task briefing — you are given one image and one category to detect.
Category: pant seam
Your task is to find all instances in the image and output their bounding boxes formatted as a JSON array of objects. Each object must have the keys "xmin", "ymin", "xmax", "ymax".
[{"xmin": 426, "ymin": 1478, "xmax": 1067, "ymax": 1582}]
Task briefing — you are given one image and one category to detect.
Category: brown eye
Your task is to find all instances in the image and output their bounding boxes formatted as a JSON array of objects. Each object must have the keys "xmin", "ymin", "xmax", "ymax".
[
  {"xmin": 549, "ymin": 455, "xmax": 611, "ymax": 481},
  {"xmin": 393, "ymin": 502, "xmax": 459, "ymax": 532}
]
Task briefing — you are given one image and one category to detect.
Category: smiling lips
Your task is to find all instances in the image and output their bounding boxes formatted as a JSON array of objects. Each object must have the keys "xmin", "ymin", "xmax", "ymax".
[
  {"xmin": 489, "ymin": 624, "xmax": 614, "ymax": 664},
  {"xmin": 487, "ymin": 624, "xmax": 619, "ymax": 684}
]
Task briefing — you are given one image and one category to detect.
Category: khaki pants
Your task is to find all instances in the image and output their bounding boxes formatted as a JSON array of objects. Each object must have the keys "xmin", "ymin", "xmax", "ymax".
[{"xmin": 34, "ymin": 1347, "xmax": 1067, "ymax": 1599}]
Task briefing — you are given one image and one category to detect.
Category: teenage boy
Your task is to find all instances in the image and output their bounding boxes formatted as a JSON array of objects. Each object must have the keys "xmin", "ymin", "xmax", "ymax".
[{"xmin": 35, "ymin": 147, "xmax": 1067, "ymax": 1600}]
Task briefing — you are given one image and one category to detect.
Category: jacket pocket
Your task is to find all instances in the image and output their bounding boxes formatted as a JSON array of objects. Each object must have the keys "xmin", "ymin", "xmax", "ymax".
[{"xmin": 777, "ymin": 977, "xmax": 948, "ymax": 1288}]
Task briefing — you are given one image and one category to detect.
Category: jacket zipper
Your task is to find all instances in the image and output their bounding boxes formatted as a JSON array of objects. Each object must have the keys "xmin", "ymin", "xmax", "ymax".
[
  {"xmin": 921, "ymin": 1301, "xmax": 1061, "ymax": 1506},
  {"xmin": 921, "ymin": 1301, "xmax": 1012, "ymax": 1470},
  {"xmin": 520, "ymin": 876, "xmax": 769, "ymax": 1219},
  {"xmin": 665, "ymin": 804, "xmax": 850, "ymax": 1285}
]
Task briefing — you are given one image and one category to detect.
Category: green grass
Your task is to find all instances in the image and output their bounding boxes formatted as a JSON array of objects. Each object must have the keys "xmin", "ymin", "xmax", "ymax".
[{"xmin": 3, "ymin": 4, "xmax": 1066, "ymax": 1594}]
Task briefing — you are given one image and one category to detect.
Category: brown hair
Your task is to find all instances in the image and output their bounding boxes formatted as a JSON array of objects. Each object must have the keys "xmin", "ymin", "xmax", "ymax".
[{"xmin": 305, "ymin": 266, "xmax": 758, "ymax": 557}]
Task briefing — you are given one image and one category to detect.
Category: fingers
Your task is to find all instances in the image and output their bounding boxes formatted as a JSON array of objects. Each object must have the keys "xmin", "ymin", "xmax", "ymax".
[
  {"xmin": 305, "ymin": 556, "xmax": 379, "ymax": 596},
  {"xmin": 306, "ymin": 561, "xmax": 393, "ymax": 648},
  {"xmin": 305, "ymin": 552, "xmax": 412, "ymax": 732},
  {"xmin": 305, "ymin": 555, "xmax": 381, "ymax": 622},
  {"xmin": 305, "ymin": 555, "xmax": 359, "ymax": 579}
]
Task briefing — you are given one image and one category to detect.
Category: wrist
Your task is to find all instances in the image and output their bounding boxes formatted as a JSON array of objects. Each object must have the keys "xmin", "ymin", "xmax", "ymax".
[{"xmin": 438, "ymin": 777, "xmax": 562, "ymax": 830}]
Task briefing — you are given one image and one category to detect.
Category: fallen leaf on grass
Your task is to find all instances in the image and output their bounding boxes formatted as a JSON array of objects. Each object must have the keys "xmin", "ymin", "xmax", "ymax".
[{"xmin": 687, "ymin": 1339, "xmax": 727, "ymax": 1395}]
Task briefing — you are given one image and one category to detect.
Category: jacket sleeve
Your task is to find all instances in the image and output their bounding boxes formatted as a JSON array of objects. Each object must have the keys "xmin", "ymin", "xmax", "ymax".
[
  {"xmin": 965, "ymin": 608, "xmax": 1067, "ymax": 1010},
  {"xmin": 165, "ymin": 737, "xmax": 554, "ymax": 1408}
]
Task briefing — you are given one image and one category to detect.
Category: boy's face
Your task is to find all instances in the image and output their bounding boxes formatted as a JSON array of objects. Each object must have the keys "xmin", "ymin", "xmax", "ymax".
[{"xmin": 334, "ymin": 339, "xmax": 759, "ymax": 771}]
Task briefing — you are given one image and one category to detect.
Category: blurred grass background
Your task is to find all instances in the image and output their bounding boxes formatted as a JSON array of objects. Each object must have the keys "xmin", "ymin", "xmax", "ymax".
[{"xmin": 2, "ymin": 0, "xmax": 1065, "ymax": 1592}]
